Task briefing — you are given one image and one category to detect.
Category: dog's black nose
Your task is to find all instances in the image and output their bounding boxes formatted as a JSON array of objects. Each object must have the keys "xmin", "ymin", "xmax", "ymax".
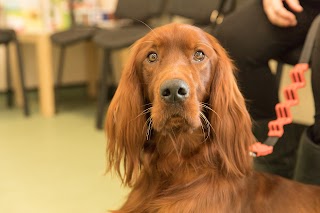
[{"xmin": 160, "ymin": 79, "xmax": 190, "ymax": 103}]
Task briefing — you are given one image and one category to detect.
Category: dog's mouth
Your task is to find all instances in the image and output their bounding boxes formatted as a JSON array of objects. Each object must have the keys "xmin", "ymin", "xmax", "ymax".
[
  {"xmin": 163, "ymin": 114, "xmax": 190, "ymax": 131},
  {"xmin": 151, "ymin": 108, "xmax": 201, "ymax": 134}
]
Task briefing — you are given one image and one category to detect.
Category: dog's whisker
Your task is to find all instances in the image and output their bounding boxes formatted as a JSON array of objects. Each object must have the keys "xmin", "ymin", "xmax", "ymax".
[
  {"xmin": 142, "ymin": 108, "xmax": 152, "ymax": 115},
  {"xmin": 202, "ymin": 121, "xmax": 210, "ymax": 142},
  {"xmin": 199, "ymin": 112, "xmax": 210, "ymax": 142},
  {"xmin": 200, "ymin": 103, "xmax": 213, "ymax": 112},
  {"xmin": 142, "ymin": 117, "xmax": 149, "ymax": 135},
  {"xmin": 133, "ymin": 19, "xmax": 160, "ymax": 39},
  {"xmin": 200, "ymin": 103, "xmax": 222, "ymax": 123},
  {"xmin": 136, "ymin": 107, "xmax": 153, "ymax": 119},
  {"xmin": 142, "ymin": 103, "xmax": 153, "ymax": 107},
  {"xmin": 200, "ymin": 111, "xmax": 216, "ymax": 141},
  {"xmin": 199, "ymin": 112, "xmax": 211, "ymax": 142},
  {"xmin": 146, "ymin": 118, "xmax": 153, "ymax": 141},
  {"xmin": 205, "ymin": 118, "xmax": 215, "ymax": 138},
  {"xmin": 200, "ymin": 120, "xmax": 206, "ymax": 141},
  {"xmin": 144, "ymin": 117, "xmax": 153, "ymax": 140}
]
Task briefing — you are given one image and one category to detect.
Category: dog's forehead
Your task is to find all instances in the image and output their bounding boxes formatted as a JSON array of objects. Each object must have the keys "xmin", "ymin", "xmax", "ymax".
[{"xmin": 144, "ymin": 24, "xmax": 210, "ymax": 48}]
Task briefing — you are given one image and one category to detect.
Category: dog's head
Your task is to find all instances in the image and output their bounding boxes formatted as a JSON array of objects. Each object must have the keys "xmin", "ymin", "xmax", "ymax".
[{"xmin": 106, "ymin": 23, "xmax": 255, "ymax": 186}]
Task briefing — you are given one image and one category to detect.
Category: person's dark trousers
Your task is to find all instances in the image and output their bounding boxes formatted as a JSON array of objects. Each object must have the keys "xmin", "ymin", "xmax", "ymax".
[
  {"xmin": 294, "ymin": 127, "xmax": 320, "ymax": 185},
  {"xmin": 252, "ymin": 120, "xmax": 306, "ymax": 179},
  {"xmin": 213, "ymin": 0, "xmax": 320, "ymax": 180},
  {"xmin": 311, "ymin": 22, "xmax": 320, "ymax": 146},
  {"xmin": 294, "ymin": 25, "xmax": 320, "ymax": 185}
]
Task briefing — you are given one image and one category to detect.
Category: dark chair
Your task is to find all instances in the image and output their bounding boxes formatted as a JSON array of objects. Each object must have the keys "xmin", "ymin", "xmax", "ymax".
[
  {"xmin": 93, "ymin": 0, "xmax": 164, "ymax": 129},
  {"xmin": 51, "ymin": 0, "xmax": 97, "ymax": 107},
  {"xmin": 167, "ymin": 0, "xmax": 236, "ymax": 33},
  {"xmin": 0, "ymin": 29, "xmax": 29, "ymax": 116}
]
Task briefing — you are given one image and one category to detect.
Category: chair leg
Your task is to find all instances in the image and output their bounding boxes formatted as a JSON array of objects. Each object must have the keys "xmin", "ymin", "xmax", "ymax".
[
  {"xmin": 15, "ymin": 39, "xmax": 30, "ymax": 116},
  {"xmin": 56, "ymin": 46, "xmax": 66, "ymax": 86},
  {"xmin": 5, "ymin": 43, "xmax": 13, "ymax": 108},
  {"xmin": 106, "ymin": 58, "xmax": 117, "ymax": 101},
  {"xmin": 55, "ymin": 46, "xmax": 66, "ymax": 111},
  {"xmin": 96, "ymin": 49, "xmax": 110, "ymax": 129}
]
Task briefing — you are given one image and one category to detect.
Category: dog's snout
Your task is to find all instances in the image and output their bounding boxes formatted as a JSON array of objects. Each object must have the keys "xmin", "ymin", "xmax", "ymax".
[{"xmin": 160, "ymin": 79, "xmax": 190, "ymax": 103}]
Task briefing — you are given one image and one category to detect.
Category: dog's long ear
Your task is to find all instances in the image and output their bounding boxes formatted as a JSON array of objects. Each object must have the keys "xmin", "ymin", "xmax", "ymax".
[
  {"xmin": 105, "ymin": 41, "xmax": 146, "ymax": 187},
  {"xmin": 206, "ymin": 34, "xmax": 255, "ymax": 177}
]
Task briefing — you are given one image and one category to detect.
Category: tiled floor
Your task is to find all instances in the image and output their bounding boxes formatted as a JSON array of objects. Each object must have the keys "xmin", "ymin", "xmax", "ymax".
[{"xmin": 0, "ymin": 88, "xmax": 128, "ymax": 213}]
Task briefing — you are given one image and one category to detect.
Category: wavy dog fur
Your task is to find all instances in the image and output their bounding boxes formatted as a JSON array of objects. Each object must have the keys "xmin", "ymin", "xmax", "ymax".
[{"xmin": 105, "ymin": 23, "xmax": 320, "ymax": 213}]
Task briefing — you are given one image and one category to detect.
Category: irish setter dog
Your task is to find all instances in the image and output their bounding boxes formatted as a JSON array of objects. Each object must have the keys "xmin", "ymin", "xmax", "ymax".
[{"xmin": 105, "ymin": 23, "xmax": 320, "ymax": 213}]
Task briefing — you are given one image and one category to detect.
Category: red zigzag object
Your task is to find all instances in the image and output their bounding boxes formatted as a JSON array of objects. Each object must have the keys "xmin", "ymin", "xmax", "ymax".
[
  {"xmin": 249, "ymin": 63, "xmax": 310, "ymax": 157},
  {"xmin": 268, "ymin": 63, "xmax": 309, "ymax": 138}
]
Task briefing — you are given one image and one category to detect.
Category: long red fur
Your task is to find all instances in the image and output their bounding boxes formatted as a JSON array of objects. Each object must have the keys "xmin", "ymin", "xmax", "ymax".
[{"xmin": 105, "ymin": 23, "xmax": 320, "ymax": 213}]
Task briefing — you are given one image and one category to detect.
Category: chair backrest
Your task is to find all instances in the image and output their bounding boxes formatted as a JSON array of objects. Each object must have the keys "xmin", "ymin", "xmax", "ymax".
[
  {"xmin": 167, "ymin": 0, "xmax": 236, "ymax": 25},
  {"xmin": 114, "ymin": 0, "xmax": 164, "ymax": 21}
]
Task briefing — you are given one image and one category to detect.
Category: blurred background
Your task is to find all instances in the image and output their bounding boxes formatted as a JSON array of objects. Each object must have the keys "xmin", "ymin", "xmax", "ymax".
[{"xmin": 0, "ymin": 0, "xmax": 314, "ymax": 212}]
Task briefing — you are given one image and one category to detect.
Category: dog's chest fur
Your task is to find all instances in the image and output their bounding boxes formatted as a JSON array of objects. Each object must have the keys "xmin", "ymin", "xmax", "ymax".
[{"xmin": 123, "ymin": 170, "xmax": 320, "ymax": 213}]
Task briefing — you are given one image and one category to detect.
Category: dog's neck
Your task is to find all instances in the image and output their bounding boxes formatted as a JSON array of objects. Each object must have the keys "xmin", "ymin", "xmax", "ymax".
[
  {"xmin": 137, "ymin": 128, "xmax": 250, "ymax": 212},
  {"xmin": 143, "ymin": 128, "xmax": 222, "ymax": 183}
]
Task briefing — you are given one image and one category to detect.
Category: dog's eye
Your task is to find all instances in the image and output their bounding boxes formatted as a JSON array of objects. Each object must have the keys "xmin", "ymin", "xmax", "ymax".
[
  {"xmin": 147, "ymin": 52, "xmax": 158, "ymax": 63},
  {"xmin": 193, "ymin": 50, "xmax": 205, "ymax": 62}
]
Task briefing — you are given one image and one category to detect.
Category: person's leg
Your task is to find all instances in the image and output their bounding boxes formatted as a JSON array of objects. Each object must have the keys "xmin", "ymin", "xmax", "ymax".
[
  {"xmin": 311, "ymin": 26, "xmax": 320, "ymax": 144},
  {"xmin": 293, "ymin": 24, "xmax": 320, "ymax": 185},
  {"xmin": 214, "ymin": 0, "xmax": 318, "ymax": 121},
  {"xmin": 214, "ymin": 0, "xmax": 319, "ymax": 179}
]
